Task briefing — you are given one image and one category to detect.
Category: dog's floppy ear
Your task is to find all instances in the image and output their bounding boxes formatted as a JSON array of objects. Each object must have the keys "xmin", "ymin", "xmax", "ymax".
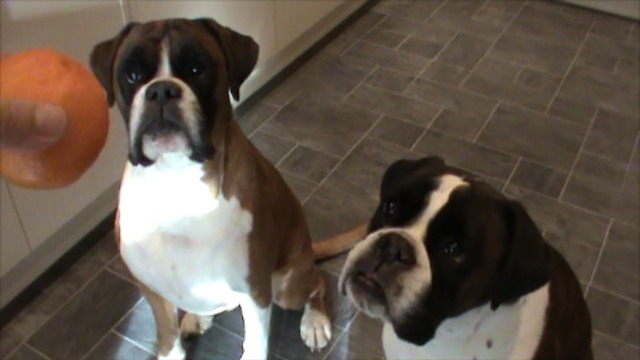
[
  {"xmin": 89, "ymin": 22, "xmax": 139, "ymax": 106},
  {"xmin": 380, "ymin": 156, "xmax": 446, "ymax": 196},
  {"xmin": 195, "ymin": 18, "xmax": 259, "ymax": 102},
  {"xmin": 490, "ymin": 200, "xmax": 550, "ymax": 310}
]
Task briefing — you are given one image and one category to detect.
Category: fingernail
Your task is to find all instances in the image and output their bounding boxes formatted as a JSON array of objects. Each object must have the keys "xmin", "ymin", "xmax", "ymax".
[{"xmin": 34, "ymin": 105, "xmax": 67, "ymax": 140}]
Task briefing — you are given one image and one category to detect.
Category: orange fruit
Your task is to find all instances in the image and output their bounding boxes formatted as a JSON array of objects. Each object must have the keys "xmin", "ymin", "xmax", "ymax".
[{"xmin": 0, "ymin": 49, "xmax": 109, "ymax": 189}]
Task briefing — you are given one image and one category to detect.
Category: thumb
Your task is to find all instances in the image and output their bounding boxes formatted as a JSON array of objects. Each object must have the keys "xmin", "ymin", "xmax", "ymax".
[{"xmin": 0, "ymin": 99, "xmax": 67, "ymax": 151}]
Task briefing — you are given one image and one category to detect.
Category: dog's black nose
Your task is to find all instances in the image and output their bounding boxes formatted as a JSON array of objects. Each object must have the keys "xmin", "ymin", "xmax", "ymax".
[
  {"xmin": 376, "ymin": 233, "xmax": 416, "ymax": 266},
  {"xmin": 146, "ymin": 81, "xmax": 182, "ymax": 105}
]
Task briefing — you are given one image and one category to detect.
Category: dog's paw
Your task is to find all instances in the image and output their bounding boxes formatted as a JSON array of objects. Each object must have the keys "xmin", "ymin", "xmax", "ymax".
[
  {"xmin": 180, "ymin": 313, "xmax": 213, "ymax": 342},
  {"xmin": 158, "ymin": 338, "xmax": 186, "ymax": 360},
  {"xmin": 300, "ymin": 308, "xmax": 332, "ymax": 352}
]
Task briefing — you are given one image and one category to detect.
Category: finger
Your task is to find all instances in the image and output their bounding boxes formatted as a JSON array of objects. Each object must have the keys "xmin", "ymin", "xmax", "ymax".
[{"xmin": 0, "ymin": 99, "xmax": 67, "ymax": 151}]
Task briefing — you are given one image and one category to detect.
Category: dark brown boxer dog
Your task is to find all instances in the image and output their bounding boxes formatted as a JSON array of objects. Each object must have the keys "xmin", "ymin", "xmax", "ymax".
[
  {"xmin": 90, "ymin": 18, "xmax": 365, "ymax": 359},
  {"xmin": 340, "ymin": 156, "xmax": 593, "ymax": 360}
]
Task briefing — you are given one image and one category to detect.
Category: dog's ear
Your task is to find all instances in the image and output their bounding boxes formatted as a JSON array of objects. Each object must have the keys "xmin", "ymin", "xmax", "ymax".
[
  {"xmin": 195, "ymin": 18, "xmax": 259, "ymax": 102},
  {"xmin": 490, "ymin": 200, "xmax": 550, "ymax": 310},
  {"xmin": 89, "ymin": 22, "xmax": 139, "ymax": 106},
  {"xmin": 380, "ymin": 156, "xmax": 445, "ymax": 196}
]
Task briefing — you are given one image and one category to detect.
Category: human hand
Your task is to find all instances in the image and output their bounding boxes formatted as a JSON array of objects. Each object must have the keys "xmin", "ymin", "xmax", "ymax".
[{"xmin": 0, "ymin": 99, "xmax": 68, "ymax": 151}]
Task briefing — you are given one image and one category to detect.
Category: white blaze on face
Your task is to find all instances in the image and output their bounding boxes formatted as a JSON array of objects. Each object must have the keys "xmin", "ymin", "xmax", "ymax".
[{"xmin": 128, "ymin": 37, "xmax": 204, "ymax": 162}]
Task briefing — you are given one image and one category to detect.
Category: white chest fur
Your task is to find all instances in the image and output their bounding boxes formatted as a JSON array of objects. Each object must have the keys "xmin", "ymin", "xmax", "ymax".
[
  {"xmin": 383, "ymin": 284, "xmax": 549, "ymax": 360},
  {"xmin": 118, "ymin": 154, "xmax": 253, "ymax": 315}
]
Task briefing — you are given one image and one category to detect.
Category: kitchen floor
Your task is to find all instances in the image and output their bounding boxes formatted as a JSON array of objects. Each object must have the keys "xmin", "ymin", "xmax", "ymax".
[{"xmin": 2, "ymin": 1, "xmax": 638, "ymax": 359}]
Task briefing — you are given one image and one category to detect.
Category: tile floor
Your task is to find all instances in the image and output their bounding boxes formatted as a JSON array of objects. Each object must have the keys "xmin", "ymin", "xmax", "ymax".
[{"xmin": 1, "ymin": 1, "xmax": 638, "ymax": 359}]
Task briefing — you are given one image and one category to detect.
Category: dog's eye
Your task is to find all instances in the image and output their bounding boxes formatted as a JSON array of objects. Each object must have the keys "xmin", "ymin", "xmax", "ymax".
[
  {"xmin": 126, "ymin": 69, "xmax": 145, "ymax": 84},
  {"xmin": 382, "ymin": 200, "xmax": 397, "ymax": 218},
  {"xmin": 190, "ymin": 64, "xmax": 204, "ymax": 76},
  {"xmin": 441, "ymin": 238, "xmax": 463, "ymax": 258}
]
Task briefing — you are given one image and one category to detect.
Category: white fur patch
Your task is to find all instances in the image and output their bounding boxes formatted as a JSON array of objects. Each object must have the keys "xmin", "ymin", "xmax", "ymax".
[
  {"xmin": 158, "ymin": 337, "xmax": 186, "ymax": 360},
  {"xmin": 382, "ymin": 284, "xmax": 550, "ymax": 360},
  {"xmin": 118, "ymin": 154, "xmax": 253, "ymax": 315},
  {"xmin": 239, "ymin": 294, "xmax": 271, "ymax": 360},
  {"xmin": 300, "ymin": 305, "xmax": 332, "ymax": 352}
]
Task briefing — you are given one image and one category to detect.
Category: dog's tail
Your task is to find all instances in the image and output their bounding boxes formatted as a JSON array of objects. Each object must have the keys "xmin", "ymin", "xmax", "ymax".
[{"xmin": 312, "ymin": 223, "xmax": 368, "ymax": 261}]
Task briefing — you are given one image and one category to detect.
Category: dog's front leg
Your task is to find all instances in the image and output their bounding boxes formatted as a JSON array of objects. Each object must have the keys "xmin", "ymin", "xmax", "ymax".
[
  {"xmin": 140, "ymin": 284, "xmax": 185, "ymax": 360},
  {"xmin": 239, "ymin": 294, "xmax": 272, "ymax": 360}
]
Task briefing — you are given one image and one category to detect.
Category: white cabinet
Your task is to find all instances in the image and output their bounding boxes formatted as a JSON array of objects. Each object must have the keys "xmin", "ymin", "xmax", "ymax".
[
  {"xmin": 0, "ymin": 0, "xmax": 128, "ymax": 249},
  {"xmin": 0, "ymin": 181, "xmax": 30, "ymax": 277},
  {"xmin": 274, "ymin": 1, "xmax": 343, "ymax": 50}
]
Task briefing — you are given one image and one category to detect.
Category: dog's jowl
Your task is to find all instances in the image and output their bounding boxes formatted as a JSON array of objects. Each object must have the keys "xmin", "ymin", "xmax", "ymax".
[
  {"xmin": 339, "ymin": 156, "xmax": 593, "ymax": 360},
  {"xmin": 89, "ymin": 19, "xmax": 351, "ymax": 360}
]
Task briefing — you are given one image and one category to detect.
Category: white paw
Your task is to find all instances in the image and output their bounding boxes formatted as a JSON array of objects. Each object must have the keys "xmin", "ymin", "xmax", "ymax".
[
  {"xmin": 300, "ymin": 308, "xmax": 332, "ymax": 352},
  {"xmin": 158, "ymin": 338, "xmax": 186, "ymax": 360}
]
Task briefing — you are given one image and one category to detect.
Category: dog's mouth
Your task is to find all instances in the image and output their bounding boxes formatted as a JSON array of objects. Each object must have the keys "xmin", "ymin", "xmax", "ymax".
[{"xmin": 342, "ymin": 270, "xmax": 387, "ymax": 312}]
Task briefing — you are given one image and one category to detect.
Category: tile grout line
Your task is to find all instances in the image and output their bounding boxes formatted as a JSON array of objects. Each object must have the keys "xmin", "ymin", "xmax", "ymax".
[
  {"xmin": 320, "ymin": 310, "xmax": 362, "ymax": 360},
  {"xmin": 409, "ymin": 107, "xmax": 443, "ymax": 151},
  {"xmin": 543, "ymin": 21, "xmax": 596, "ymax": 114},
  {"xmin": 472, "ymin": 101, "xmax": 501, "ymax": 143},
  {"xmin": 342, "ymin": 65, "xmax": 379, "ymax": 102},
  {"xmin": 593, "ymin": 329, "xmax": 640, "ymax": 350},
  {"xmin": 618, "ymin": 133, "xmax": 639, "ymax": 191},
  {"xmin": 302, "ymin": 114, "xmax": 384, "ymax": 206},
  {"xmin": 501, "ymin": 157, "xmax": 522, "ymax": 193},
  {"xmin": 248, "ymin": 92, "xmax": 300, "ymax": 139},
  {"xmin": 80, "ymin": 296, "xmax": 145, "ymax": 360},
  {"xmin": 275, "ymin": 143, "xmax": 300, "ymax": 168},
  {"xmin": 5, "ymin": 252, "xmax": 120, "ymax": 359},
  {"xmin": 557, "ymin": 108, "xmax": 599, "ymax": 200},
  {"xmin": 339, "ymin": 12, "xmax": 389, "ymax": 58},
  {"xmin": 583, "ymin": 218, "xmax": 613, "ymax": 298},
  {"xmin": 104, "ymin": 265, "xmax": 138, "ymax": 286},
  {"xmin": 588, "ymin": 283, "xmax": 640, "ymax": 307},
  {"xmin": 458, "ymin": 1, "xmax": 528, "ymax": 89},
  {"xmin": 113, "ymin": 331, "xmax": 156, "ymax": 357},
  {"xmin": 24, "ymin": 343, "xmax": 53, "ymax": 360}
]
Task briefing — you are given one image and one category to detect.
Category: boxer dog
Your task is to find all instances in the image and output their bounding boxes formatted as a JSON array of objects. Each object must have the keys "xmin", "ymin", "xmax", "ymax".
[
  {"xmin": 89, "ymin": 18, "xmax": 365, "ymax": 359},
  {"xmin": 339, "ymin": 156, "xmax": 593, "ymax": 360}
]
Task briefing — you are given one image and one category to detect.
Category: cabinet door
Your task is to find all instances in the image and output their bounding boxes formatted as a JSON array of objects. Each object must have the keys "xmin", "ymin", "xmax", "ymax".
[
  {"xmin": 0, "ymin": 1, "xmax": 128, "ymax": 249},
  {"xmin": 274, "ymin": 0, "xmax": 344, "ymax": 50},
  {"xmin": 0, "ymin": 181, "xmax": 30, "ymax": 277}
]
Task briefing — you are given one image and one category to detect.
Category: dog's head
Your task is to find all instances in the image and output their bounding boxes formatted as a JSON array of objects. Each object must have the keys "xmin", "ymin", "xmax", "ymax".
[
  {"xmin": 339, "ymin": 156, "xmax": 551, "ymax": 345},
  {"xmin": 89, "ymin": 18, "xmax": 258, "ymax": 166}
]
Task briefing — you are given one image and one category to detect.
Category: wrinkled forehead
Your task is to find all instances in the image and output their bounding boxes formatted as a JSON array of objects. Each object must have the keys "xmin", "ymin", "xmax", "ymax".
[{"xmin": 115, "ymin": 20, "xmax": 224, "ymax": 67}]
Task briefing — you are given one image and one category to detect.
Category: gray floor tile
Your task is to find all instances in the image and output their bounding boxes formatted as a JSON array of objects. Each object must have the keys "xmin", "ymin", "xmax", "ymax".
[
  {"xmin": 592, "ymin": 331, "xmax": 640, "ymax": 360},
  {"xmin": 84, "ymin": 332, "xmax": 153, "ymax": 360},
  {"xmin": 504, "ymin": 185, "xmax": 610, "ymax": 249},
  {"xmin": 573, "ymin": 152, "xmax": 628, "ymax": 189},
  {"xmin": 377, "ymin": 17, "xmax": 457, "ymax": 45},
  {"xmin": 472, "ymin": 7, "xmax": 514, "ymax": 28},
  {"xmin": 509, "ymin": 3, "xmax": 591, "ymax": 47},
  {"xmin": 340, "ymin": 12, "xmax": 385, "ymax": 40},
  {"xmin": 515, "ymin": 67, "xmax": 562, "ymax": 94},
  {"xmin": 114, "ymin": 299, "xmax": 157, "ymax": 354},
  {"xmin": 438, "ymin": 33, "xmax": 493, "ymax": 69},
  {"xmin": 477, "ymin": 103, "xmax": 588, "ymax": 171},
  {"xmin": 346, "ymin": 84, "xmax": 440, "ymax": 126},
  {"xmin": 368, "ymin": 116, "xmax": 424, "ymax": 149},
  {"xmin": 108, "ymin": 255, "xmax": 138, "ymax": 285},
  {"xmin": 280, "ymin": 172, "xmax": 317, "ymax": 203},
  {"xmin": 558, "ymin": 65, "xmax": 639, "ymax": 118},
  {"xmin": 615, "ymin": 59, "xmax": 640, "ymax": 86},
  {"xmin": 361, "ymin": 28, "xmax": 407, "ymax": 49},
  {"xmin": 405, "ymin": 78, "xmax": 498, "ymax": 119},
  {"xmin": 325, "ymin": 313, "xmax": 385, "ymax": 360},
  {"xmin": 547, "ymin": 94, "xmax": 598, "ymax": 126},
  {"xmin": 278, "ymin": 146, "xmax": 340, "ymax": 183},
  {"xmin": 344, "ymin": 41, "xmax": 431, "ymax": 75},
  {"xmin": 371, "ymin": 0, "xmax": 443, "ymax": 22},
  {"xmin": 562, "ymin": 175, "xmax": 638, "ymax": 224},
  {"xmin": 489, "ymin": 32, "xmax": 578, "ymax": 76},
  {"xmin": 262, "ymin": 96, "xmax": 378, "ymax": 157},
  {"xmin": 429, "ymin": 108, "xmax": 487, "ymax": 141},
  {"xmin": 427, "ymin": 2, "xmax": 505, "ymax": 40},
  {"xmin": 587, "ymin": 287, "xmax": 639, "ymax": 346},
  {"xmin": 398, "ymin": 36, "xmax": 444, "ymax": 59},
  {"xmin": 509, "ymin": 159, "xmax": 568, "ymax": 198},
  {"xmin": 189, "ymin": 321, "xmax": 245, "ymax": 360},
  {"xmin": 583, "ymin": 109, "xmax": 638, "ymax": 163},
  {"xmin": 28, "ymin": 271, "xmax": 141, "ymax": 360},
  {"xmin": 415, "ymin": 130, "xmax": 518, "ymax": 180},
  {"xmin": 472, "ymin": 57, "xmax": 522, "ymax": 84},
  {"xmin": 237, "ymin": 102, "xmax": 280, "ymax": 135},
  {"xmin": 545, "ymin": 232, "xmax": 598, "ymax": 283},
  {"xmin": 364, "ymin": 66, "xmax": 416, "ymax": 93},
  {"xmin": 318, "ymin": 253, "xmax": 348, "ymax": 278},
  {"xmin": 420, "ymin": 61, "xmax": 470, "ymax": 87},
  {"xmin": 249, "ymin": 131, "xmax": 296, "ymax": 165},
  {"xmin": 582, "ymin": 33, "xmax": 639, "ymax": 65},
  {"xmin": 481, "ymin": 0, "xmax": 526, "ymax": 14},
  {"xmin": 463, "ymin": 72, "xmax": 554, "ymax": 112},
  {"xmin": 575, "ymin": 47, "xmax": 619, "ymax": 72},
  {"xmin": 593, "ymin": 222, "xmax": 639, "ymax": 300},
  {"xmin": 5, "ymin": 345, "xmax": 48, "ymax": 360}
]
